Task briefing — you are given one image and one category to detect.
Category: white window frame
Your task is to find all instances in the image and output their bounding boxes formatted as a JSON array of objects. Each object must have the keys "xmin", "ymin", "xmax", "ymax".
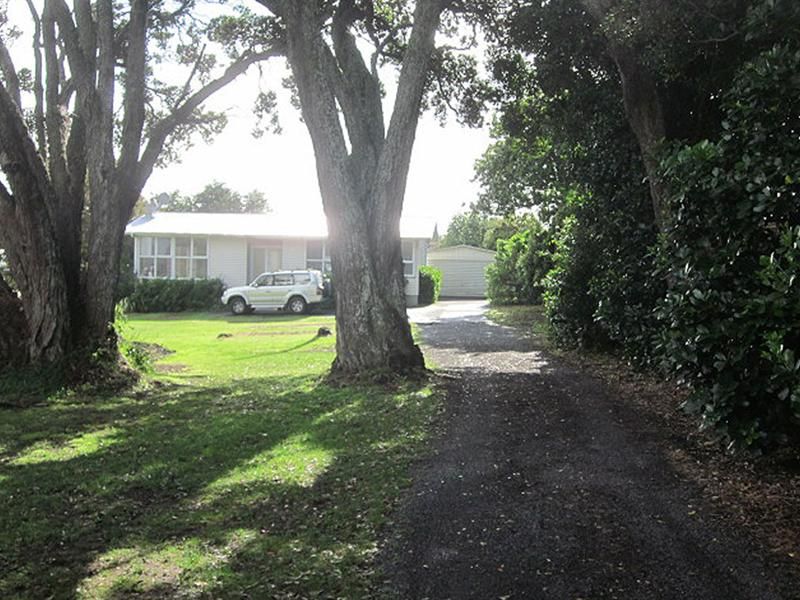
[
  {"xmin": 402, "ymin": 240, "xmax": 415, "ymax": 279},
  {"xmin": 136, "ymin": 236, "xmax": 208, "ymax": 280}
]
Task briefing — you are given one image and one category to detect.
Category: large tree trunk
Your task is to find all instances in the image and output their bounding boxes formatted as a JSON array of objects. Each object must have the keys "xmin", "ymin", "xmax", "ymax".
[
  {"xmin": 279, "ymin": 0, "xmax": 444, "ymax": 379},
  {"xmin": 0, "ymin": 274, "xmax": 26, "ymax": 366},
  {"xmin": 0, "ymin": 84, "xmax": 71, "ymax": 365}
]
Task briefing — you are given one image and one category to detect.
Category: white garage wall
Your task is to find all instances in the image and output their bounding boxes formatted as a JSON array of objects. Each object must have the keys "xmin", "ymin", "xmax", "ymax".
[{"xmin": 428, "ymin": 245, "xmax": 496, "ymax": 298}]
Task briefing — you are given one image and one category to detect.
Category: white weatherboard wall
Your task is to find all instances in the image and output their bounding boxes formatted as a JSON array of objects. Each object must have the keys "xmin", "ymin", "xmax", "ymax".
[
  {"xmin": 208, "ymin": 236, "xmax": 248, "ymax": 286},
  {"xmin": 427, "ymin": 245, "xmax": 496, "ymax": 298}
]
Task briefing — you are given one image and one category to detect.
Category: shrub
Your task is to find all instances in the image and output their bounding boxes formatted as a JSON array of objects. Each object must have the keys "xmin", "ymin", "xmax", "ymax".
[
  {"xmin": 418, "ymin": 266, "xmax": 442, "ymax": 305},
  {"xmin": 657, "ymin": 44, "xmax": 800, "ymax": 448},
  {"xmin": 486, "ymin": 223, "xmax": 553, "ymax": 306},
  {"xmin": 127, "ymin": 278, "xmax": 226, "ymax": 313}
]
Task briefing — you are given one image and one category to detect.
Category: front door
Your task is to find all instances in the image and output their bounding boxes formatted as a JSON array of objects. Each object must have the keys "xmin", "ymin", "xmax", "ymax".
[{"xmin": 249, "ymin": 244, "xmax": 283, "ymax": 281}]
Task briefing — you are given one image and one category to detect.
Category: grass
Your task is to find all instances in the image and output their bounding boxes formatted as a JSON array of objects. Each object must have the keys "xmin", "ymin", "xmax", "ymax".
[
  {"xmin": 0, "ymin": 312, "xmax": 439, "ymax": 599},
  {"xmin": 486, "ymin": 304, "xmax": 550, "ymax": 340}
]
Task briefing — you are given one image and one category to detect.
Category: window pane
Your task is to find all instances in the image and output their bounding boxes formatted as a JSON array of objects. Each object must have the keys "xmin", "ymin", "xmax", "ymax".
[
  {"xmin": 156, "ymin": 258, "xmax": 171, "ymax": 278},
  {"xmin": 175, "ymin": 237, "xmax": 191, "ymax": 257},
  {"xmin": 255, "ymin": 274, "xmax": 272, "ymax": 286},
  {"xmin": 295, "ymin": 273, "xmax": 311, "ymax": 284},
  {"xmin": 192, "ymin": 238, "xmax": 207, "ymax": 257},
  {"xmin": 193, "ymin": 259, "xmax": 207, "ymax": 279},
  {"xmin": 306, "ymin": 259, "xmax": 322, "ymax": 270},
  {"xmin": 139, "ymin": 236, "xmax": 153, "ymax": 256},
  {"xmin": 139, "ymin": 257, "xmax": 155, "ymax": 277},
  {"xmin": 307, "ymin": 240, "xmax": 323, "ymax": 260},
  {"xmin": 401, "ymin": 240, "xmax": 413, "ymax": 260},
  {"xmin": 404, "ymin": 261, "xmax": 414, "ymax": 276},
  {"xmin": 156, "ymin": 237, "xmax": 171, "ymax": 256},
  {"xmin": 273, "ymin": 273, "xmax": 293, "ymax": 286},
  {"xmin": 175, "ymin": 258, "xmax": 190, "ymax": 278}
]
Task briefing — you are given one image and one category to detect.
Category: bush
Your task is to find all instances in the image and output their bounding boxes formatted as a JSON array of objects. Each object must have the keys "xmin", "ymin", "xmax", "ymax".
[
  {"xmin": 127, "ymin": 278, "xmax": 226, "ymax": 313},
  {"xmin": 657, "ymin": 44, "xmax": 800, "ymax": 448},
  {"xmin": 486, "ymin": 223, "xmax": 553, "ymax": 306},
  {"xmin": 418, "ymin": 266, "xmax": 442, "ymax": 305}
]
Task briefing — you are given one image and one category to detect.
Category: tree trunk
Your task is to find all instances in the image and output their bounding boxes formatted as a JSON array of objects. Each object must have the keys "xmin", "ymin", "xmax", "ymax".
[
  {"xmin": 581, "ymin": 0, "xmax": 669, "ymax": 230},
  {"xmin": 0, "ymin": 85, "xmax": 71, "ymax": 365},
  {"xmin": 608, "ymin": 46, "xmax": 668, "ymax": 230},
  {"xmin": 0, "ymin": 275, "xmax": 26, "ymax": 366},
  {"xmin": 279, "ymin": 0, "xmax": 444, "ymax": 379}
]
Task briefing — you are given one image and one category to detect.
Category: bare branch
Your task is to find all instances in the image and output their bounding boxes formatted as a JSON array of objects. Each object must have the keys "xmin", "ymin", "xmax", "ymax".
[
  {"xmin": 117, "ymin": 0, "xmax": 148, "ymax": 177},
  {"xmin": 24, "ymin": 0, "xmax": 47, "ymax": 160},
  {"xmin": 42, "ymin": 1, "xmax": 70, "ymax": 200},
  {"xmin": 0, "ymin": 38, "xmax": 20, "ymax": 106}
]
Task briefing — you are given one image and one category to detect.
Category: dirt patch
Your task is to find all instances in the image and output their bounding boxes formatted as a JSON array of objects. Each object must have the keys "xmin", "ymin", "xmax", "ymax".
[
  {"xmin": 131, "ymin": 342, "xmax": 174, "ymax": 360},
  {"xmin": 154, "ymin": 363, "xmax": 187, "ymax": 374}
]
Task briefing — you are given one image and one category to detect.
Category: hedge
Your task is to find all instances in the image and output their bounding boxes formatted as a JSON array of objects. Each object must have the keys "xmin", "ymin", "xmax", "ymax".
[
  {"xmin": 125, "ymin": 278, "xmax": 226, "ymax": 313},
  {"xmin": 418, "ymin": 266, "xmax": 442, "ymax": 305}
]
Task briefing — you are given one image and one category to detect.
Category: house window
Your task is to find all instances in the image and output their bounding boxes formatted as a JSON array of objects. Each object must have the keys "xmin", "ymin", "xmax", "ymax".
[
  {"xmin": 306, "ymin": 240, "xmax": 332, "ymax": 273},
  {"xmin": 402, "ymin": 240, "xmax": 414, "ymax": 277},
  {"xmin": 137, "ymin": 236, "xmax": 208, "ymax": 279}
]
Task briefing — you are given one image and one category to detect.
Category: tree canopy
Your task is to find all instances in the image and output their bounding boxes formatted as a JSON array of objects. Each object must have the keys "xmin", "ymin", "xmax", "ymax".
[{"xmin": 160, "ymin": 181, "xmax": 270, "ymax": 213}]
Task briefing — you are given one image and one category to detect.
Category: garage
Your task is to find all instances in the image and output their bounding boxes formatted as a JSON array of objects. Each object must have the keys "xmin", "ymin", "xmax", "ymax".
[{"xmin": 427, "ymin": 244, "xmax": 496, "ymax": 298}]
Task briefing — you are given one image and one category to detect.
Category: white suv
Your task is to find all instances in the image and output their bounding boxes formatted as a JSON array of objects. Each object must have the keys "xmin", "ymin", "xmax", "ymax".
[{"xmin": 222, "ymin": 270, "xmax": 325, "ymax": 315}]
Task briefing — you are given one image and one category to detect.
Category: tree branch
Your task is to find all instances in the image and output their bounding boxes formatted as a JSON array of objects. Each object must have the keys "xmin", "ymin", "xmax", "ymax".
[
  {"xmin": 24, "ymin": 0, "xmax": 47, "ymax": 160},
  {"xmin": 117, "ymin": 0, "xmax": 148, "ymax": 181},
  {"xmin": 0, "ymin": 38, "xmax": 20, "ymax": 107},
  {"xmin": 134, "ymin": 49, "xmax": 282, "ymax": 205},
  {"xmin": 42, "ymin": 2, "xmax": 70, "ymax": 202}
]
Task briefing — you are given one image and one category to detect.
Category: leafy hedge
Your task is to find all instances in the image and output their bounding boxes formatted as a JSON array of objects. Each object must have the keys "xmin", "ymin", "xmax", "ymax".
[
  {"xmin": 486, "ymin": 223, "xmax": 553, "ymax": 306},
  {"xmin": 126, "ymin": 278, "xmax": 226, "ymax": 313},
  {"xmin": 418, "ymin": 266, "xmax": 442, "ymax": 305},
  {"xmin": 657, "ymin": 44, "xmax": 800, "ymax": 448}
]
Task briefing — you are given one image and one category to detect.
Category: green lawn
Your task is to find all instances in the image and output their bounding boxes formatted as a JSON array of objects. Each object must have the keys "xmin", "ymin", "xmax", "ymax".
[{"xmin": 0, "ymin": 312, "xmax": 438, "ymax": 599}]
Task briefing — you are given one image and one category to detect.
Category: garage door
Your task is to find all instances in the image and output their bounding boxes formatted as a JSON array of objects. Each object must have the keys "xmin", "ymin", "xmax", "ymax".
[{"xmin": 430, "ymin": 259, "xmax": 491, "ymax": 298}]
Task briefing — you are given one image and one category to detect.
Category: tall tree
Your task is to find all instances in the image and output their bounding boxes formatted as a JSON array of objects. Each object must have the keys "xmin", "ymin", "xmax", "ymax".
[
  {"xmin": 253, "ymin": 0, "xmax": 489, "ymax": 378},
  {"xmin": 0, "ymin": 1, "xmax": 281, "ymax": 373}
]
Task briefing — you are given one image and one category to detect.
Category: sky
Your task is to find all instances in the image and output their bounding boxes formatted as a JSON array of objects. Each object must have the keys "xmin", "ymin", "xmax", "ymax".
[
  {"xmin": 6, "ymin": 2, "xmax": 493, "ymax": 232},
  {"xmin": 143, "ymin": 60, "xmax": 492, "ymax": 232}
]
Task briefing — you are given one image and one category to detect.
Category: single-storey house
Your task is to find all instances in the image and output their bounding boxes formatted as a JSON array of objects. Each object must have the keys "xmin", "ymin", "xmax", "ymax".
[
  {"xmin": 125, "ymin": 212, "xmax": 434, "ymax": 306},
  {"xmin": 427, "ymin": 244, "xmax": 496, "ymax": 298}
]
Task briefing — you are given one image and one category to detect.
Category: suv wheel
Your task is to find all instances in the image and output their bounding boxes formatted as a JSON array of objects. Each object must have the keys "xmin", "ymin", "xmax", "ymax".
[
  {"xmin": 287, "ymin": 296, "xmax": 307, "ymax": 314},
  {"xmin": 229, "ymin": 297, "xmax": 248, "ymax": 315}
]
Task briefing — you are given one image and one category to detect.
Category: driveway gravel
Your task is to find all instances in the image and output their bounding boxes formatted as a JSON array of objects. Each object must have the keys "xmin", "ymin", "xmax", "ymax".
[{"xmin": 383, "ymin": 300, "xmax": 795, "ymax": 600}]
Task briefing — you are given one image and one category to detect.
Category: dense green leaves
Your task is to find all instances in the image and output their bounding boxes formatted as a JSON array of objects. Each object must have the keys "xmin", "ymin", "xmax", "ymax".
[
  {"xmin": 657, "ymin": 44, "xmax": 800, "ymax": 448},
  {"xmin": 126, "ymin": 279, "xmax": 227, "ymax": 313},
  {"xmin": 486, "ymin": 223, "xmax": 553, "ymax": 306},
  {"xmin": 418, "ymin": 266, "xmax": 442, "ymax": 305}
]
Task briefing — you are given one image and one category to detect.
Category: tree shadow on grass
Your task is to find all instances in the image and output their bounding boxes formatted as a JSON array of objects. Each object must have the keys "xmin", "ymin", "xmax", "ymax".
[{"xmin": 0, "ymin": 374, "xmax": 434, "ymax": 599}]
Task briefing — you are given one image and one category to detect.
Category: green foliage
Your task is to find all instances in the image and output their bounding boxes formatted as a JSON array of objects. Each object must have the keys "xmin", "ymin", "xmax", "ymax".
[
  {"xmin": 657, "ymin": 44, "xmax": 800, "ymax": 448},
  {"xmin": 486, "ymin": 223, "xmax": 552, "ymax": 306},
  {"xmin": 160, "ymin": 181, "xmax": 270, "ymax": 213},
  {"xmin": 126, "ymin": 279, "xmax": 226, "ymax": 313},
  {"xmin": 113, "ymin": 302, "xmax": 152, "ymax": 373},
  {"xmin": 440, "ymin": 211, "xmax": 494, "ymax": 248},
  {"xmin": 418, "ymin": 266, "xmax": 442, "ymax": 305}
]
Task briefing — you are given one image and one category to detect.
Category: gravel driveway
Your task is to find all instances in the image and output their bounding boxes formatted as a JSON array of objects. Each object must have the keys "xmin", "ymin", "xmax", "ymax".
[{"xmin": 383, "ymin": 300, "xmax": 793, "ymax": 600}]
